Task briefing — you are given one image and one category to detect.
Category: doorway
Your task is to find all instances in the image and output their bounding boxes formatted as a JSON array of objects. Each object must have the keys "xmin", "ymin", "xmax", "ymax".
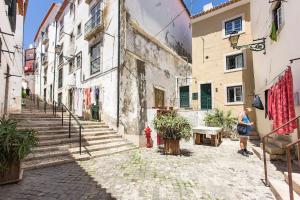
[
  {"xmin": 200, "ymin": 83, "xmax": 212, "ymax": 110},
  {"xmin": 179, "ymin": 86, "xmax": 190, "ymax": 108},
  {"xmin": 68, "ymin": 89, "xmax": 73, "ymax": 111}
]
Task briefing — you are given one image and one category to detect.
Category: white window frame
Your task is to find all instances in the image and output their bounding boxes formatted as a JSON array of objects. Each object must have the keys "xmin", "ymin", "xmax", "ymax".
[
  {"xmin": 272, "ymin": 2, "xmax": 284, "ymax": 33},
  {"xmin": 224, "ymin": 50, "xmax": 247, "ymax": 73},
  {"xmin": 222, "ymin": 14, "xmax": 245, "ymax": 38},
  {"xmin": 224, "ymin": 83, "xmax": 244, "ymax": 105}
]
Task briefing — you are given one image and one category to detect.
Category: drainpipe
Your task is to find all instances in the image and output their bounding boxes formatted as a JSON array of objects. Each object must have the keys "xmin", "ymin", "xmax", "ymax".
[
  {"xmin": 116, "ymin": 0, "xmax": 121, "ymax": 127},
  {"xmin": 39, "ymin": 38, "xmax": 42, "ymax": 97},
  {"xmin": 52, "ymin": 22, "xmax": 58, "ymax": 102}
]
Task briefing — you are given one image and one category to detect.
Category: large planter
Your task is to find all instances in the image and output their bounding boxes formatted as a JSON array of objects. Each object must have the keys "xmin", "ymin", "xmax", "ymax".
[
  {"xmin": 0, "ymin": 161, "xmax": 23, "ymax": 185},
  {"xmin": 164, "ymin": 139, "xmax": 180, "ymax": 155}
]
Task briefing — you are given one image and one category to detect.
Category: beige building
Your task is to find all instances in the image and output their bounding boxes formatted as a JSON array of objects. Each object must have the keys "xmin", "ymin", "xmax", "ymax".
[{"xmin": 190, "ymin": 0, "xmax": 256, "ymax": 120}]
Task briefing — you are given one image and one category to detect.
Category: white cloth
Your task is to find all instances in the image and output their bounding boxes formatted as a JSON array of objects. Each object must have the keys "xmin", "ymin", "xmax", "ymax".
[
  {"xmin": 91, "ymin": 87, "xmax": 96, "ymax": 105},
  {"xmin": 76, "ymin": 89, "xmax": 83, "ymax": 117}
]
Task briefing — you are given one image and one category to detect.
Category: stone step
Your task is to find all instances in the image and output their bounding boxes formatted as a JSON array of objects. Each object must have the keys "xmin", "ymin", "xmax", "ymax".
[
  {"xmin": 26, "ymin": 140, "xmax": 129, "ymax": 161},
  {"xmin": 72, "ymin": 145, "xmax": 138, "ymax": 160},
  {"xmin": 35, "ymin": 128, "xmax": 113, "ymax": 135},
  {"xmin": 269, "ymin": 138, "xmax": 291, "ymax": 149},
  {"xmin": 69, "ymin": 140, "xmax": 132, "ymax": 154},
  {"xmin": 38, "ymin": 134, "xmax": 122, "ymax": 146},
  {"xmin": 21, "ymin": 155, "xmax": 90, "ymax": 170},
  {"xmin": 276, "ymin": 135, "xmax": 293, "ymax": 142},
  {"xmin": 252, "ymin": 145, "xmax": 287, "ymax": 161},
  {"xmin": 18, "ymin": 124, "xmax": 109, "ymax": 129},
  {"xmin": 284, "ymin": 172, "xmax": 300, "ymax": 196},
  {"xmin": 261, "ymin": 142, "xmax": 286, "ymax": 155},
  {"xmin": 37, "ymin": 130, "xmax": 117, "ymax": 140},
  {"xmin": 269, "ymin": 178, "xmax": 300, "ymax": 200},
  {"xmin": 31, "ymin": 138, "xmax": 125, "ymax": 153}
]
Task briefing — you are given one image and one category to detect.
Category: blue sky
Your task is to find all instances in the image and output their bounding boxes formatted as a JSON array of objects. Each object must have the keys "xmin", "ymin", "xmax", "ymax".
[{"xmin": 24, "ymin": 0, "xmax": 227, "ymax": 48}]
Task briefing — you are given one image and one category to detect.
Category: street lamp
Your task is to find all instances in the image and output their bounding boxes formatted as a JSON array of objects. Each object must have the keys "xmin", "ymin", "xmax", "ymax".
[{"xmin": 228, "ymin": 31, "xmax": 266, "ymax": 53}]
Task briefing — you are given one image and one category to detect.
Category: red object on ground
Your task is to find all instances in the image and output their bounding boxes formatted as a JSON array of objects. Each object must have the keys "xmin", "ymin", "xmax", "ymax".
[{"xmin": 144, "ymin": 126, "xmax": 153, "ymax": 148}]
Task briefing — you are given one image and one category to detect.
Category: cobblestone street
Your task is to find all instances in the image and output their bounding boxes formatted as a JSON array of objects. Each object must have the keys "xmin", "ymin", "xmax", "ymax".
[{"xmin": 0, "ymin": 139, "xmax": 278, "ymax": 200}]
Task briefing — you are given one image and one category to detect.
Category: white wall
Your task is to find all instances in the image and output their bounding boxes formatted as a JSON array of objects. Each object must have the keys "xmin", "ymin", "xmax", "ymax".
[
  {"xmin": 251, "ymin": 0, "xmax": 300, "ymax": 138},
  {"xmin": 125, "ymin": 0, "xmax": 191, "ymax": 61},
  {"xmin": 0, "ymin": 0, "xmax": 24, "ymax": 115}
]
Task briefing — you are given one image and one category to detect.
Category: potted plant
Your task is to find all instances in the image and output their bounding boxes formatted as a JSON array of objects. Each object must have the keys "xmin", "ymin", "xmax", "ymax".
[
  {"xmin": 153, "ymin": 111, "xmax": 191, "ymax": 155},
  {"xmin": 204, "ymin": 108, "xmax": 238, "ymax": 140},
  {"xmin": 0, "ymin": 118, "xmax": 38, "ymax": 185}
]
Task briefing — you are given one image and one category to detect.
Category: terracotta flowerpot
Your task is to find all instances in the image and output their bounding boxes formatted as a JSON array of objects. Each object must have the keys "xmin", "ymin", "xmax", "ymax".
[
  {"xmin": 0, "ymin": 161, "xmax": 23, "ymax": 185},
  {"xmin": 164, "ymin": 138, "xmax": 180, "ymax": 155}
]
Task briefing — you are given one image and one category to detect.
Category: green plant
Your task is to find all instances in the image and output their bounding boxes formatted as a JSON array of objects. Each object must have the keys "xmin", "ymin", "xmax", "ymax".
[
  {"xmin": 0, "ymin": 118, "xmax": 38, "ymax": 172},
  {"xmin": 204, "ymin": 108, "xmax": 238, "ymax": 138},
  {"xmin": 21, "ymin": 91, "xmax": 27, "ymax": 99},
  {"xmin": 153, "ymin": 111, "xmax": 192, "ymax": 141}
]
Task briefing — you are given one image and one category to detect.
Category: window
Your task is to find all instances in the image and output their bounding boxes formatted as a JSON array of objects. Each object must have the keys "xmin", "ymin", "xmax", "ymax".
[
  {"xmin": 58, "ymin": 92, "xmax": 62, "ymax": 105},
  {"xmin": 90, "ymin": 43, "xmax": 101, "ymax": 75},
  {"xmin": 58, "ymin": 68, "xmax": 63, "ymax": 88},
  {"xmin": 6, "ymin": 0, "xmax": 16, "ymax": 32},
  {"xmin": 69, "ymin": 59, "xmax": 74, "ymax": 73},
  {"xmin": 226, "ymin": 53, "xmax": 244, "ymax": 70},
  {"xmin": 154, "ymin": 88, "xmax": 165, "ymax": 108},
  {"xmin": 58, "ymin": 53, "xmax": 64, "ymax": 66},
  {"xmin": 76, "ymin": 52, "xmax": 82, "ymax": 68},
  {"xmin": 273, "ymin": 2, "xmax": 283, "ymax": 31},
  {"xmin": 44, "ymin": 67, "xmax": 47, "ymax": 85},
  {"xmin": 59, "ymin": 19, "xmax": 64, "ymax": 39},
  {"xmin": 77, "ymin": 0, "xmax": 81, "ymax": 5},
  {"xmin": 225, "ymin": 17, "xmax": 242, "ymax": 36},
  {"xmin": 227, "ymin": 85, "xmax": 243, "ymax": 103},
  {"xmin": 77, "ymin": 23, "xmax": 82, "ymax": 37}
]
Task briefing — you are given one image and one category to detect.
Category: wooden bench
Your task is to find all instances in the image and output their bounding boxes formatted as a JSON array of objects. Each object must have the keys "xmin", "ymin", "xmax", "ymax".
[{"xmin": 193, "ymin": 126, "xmax": 223, "ymax": 147}]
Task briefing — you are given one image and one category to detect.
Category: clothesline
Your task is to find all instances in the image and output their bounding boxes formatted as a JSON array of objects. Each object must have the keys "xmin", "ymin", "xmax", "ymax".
[{"xmin": 254, "ymin": 58, "xmax": 300, "ymax": 96}]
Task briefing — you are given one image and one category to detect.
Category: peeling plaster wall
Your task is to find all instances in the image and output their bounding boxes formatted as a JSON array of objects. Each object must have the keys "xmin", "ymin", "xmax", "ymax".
[
  {"xmin": 0, "ymin": 1, "xmax": 24, "ymax": 115},
  {"xmin": 120, "ymin": 4, "xmax": 192, "ymax": 146},
  {"xmin": 124, "ymin": 0, "xmax": 192, "ymax": 62}
]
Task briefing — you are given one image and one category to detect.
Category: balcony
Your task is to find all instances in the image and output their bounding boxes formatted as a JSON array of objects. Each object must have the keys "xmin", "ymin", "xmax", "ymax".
[
  {"xmin": 42, "ymin": 33, "xmax": 49, "ymax": 45},
  {"xmin": 42, "ymin": 55, "xmax": 48, "ymax": 65},
  {"xmin": 84, "ymin": 10, "xmax": 104, "ymax": 41}
]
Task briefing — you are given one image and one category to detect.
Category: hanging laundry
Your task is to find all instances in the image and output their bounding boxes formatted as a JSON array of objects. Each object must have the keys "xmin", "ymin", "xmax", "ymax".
[
  {"xmin": 84, "ymin": 88, "xmax": 91, "ymax": 108},
  {"xmin": 264, "ymin": 90, "xmax": 269, "ymax": 118},
  {"xmin": 269, "ymin": 66, "xmax": 297, "ymax": 135},
  {"xmin": 91, "ymin": 87, "xmax": 96, "ymax": 105},
  {"xmin": 252, "ymin": 95, "xmax": 264, "ymax": 110}
]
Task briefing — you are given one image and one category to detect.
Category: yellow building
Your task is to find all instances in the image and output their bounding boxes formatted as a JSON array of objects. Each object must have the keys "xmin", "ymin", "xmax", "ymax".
[{"xmin": 191, "ymin": 0, "xmax": 256, "ymax": 120}]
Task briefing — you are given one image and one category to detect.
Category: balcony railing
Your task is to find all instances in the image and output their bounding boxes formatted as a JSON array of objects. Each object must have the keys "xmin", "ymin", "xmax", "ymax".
[
  {"xmin": 42, "ymin": 55, "xmax": 48, "ymax": 65},
  {"xmin": 84, "ymin": 10, "xmax": 104, "ymax": 40},
  {"xmin": 42, "ymin": 33, "xmax": 49, "ymax": 45}
]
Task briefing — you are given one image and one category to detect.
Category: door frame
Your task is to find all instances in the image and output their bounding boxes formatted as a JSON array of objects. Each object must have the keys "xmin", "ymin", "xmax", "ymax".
[{"xmin": 199, "ymin": 81, "xmax": 214, "ymax": 110}]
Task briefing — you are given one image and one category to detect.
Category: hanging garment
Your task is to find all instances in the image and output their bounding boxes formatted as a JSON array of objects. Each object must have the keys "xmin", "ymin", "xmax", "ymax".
[
  {"xmin": 265, "ymin": 90, "xmax": 269, "ymax": 118},
  {"xmin": 252, "ymin": 95, "xmax": 264, "ymax": 110},
  {"xmin": 268, "ymin": 86, "xmax": 274, "ymax": 120},
  {"xmin": 77, "ymin": 89, "xmax": 83, "ymax": 117},
  {"xmin": 91, "ymin": 87, "xmax": 96, "ymax": 105},
  {"xmin": 285, "ymin": 67, "xmax": 297, "ymax": 131},
  {"xmin": 84, "ymin": 88, "xmax": 91, "ymax": 108}
]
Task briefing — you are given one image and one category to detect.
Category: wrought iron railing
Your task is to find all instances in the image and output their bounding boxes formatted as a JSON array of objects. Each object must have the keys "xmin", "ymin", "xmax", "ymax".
[
  {"xmin": 262, "ymin": 116, "xmax": 300, "ymax": 200},
  {"xmin": 84, "ymin": 10, "xmax": 103, "ymax": 35},
  {"xmin": 28, "ymin": 94, "xmax": 84, "ymax": 154}
]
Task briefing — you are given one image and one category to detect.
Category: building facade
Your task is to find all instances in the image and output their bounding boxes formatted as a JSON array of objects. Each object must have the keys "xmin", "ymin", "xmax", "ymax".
[
  {"xmin": 22, "ymin": 47, "xmax": 36, "ymax": 95},
  {"xmin": 0, "ymin": 0, "xmax": 27, "ymax": 115},
  {"xmin": 251, "ymin": 0, "xmax": 300, "ymax": 139},
  {"xmin": 34, "ymin": 0, "xmax": 192, "ymax": 146},
  {"xmin": 191, "ymin": 0, "xmax": 256, "ymax": 121}
]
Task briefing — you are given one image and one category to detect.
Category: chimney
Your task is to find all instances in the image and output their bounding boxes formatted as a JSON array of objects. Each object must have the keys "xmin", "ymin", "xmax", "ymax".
[{"xmin": 203, "ymin": 2, "xmax": 213, "ymax": 12}]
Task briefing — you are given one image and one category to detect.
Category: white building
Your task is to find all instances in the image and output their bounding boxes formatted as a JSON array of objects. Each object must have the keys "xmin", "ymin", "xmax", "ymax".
[
  {"xmin": 34, "ymin": 0, "xmax": 192, "ymax": 147},
  {"xmin": 251, "ymin": 0, "xmax": 300, "ymax": 140},
  {"xmin": 0, "ymin": 0, "xmax": 27, "ymax": 115}
]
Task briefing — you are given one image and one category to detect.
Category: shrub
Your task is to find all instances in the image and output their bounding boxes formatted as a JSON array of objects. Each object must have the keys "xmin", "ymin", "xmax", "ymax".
[
  {"xmin": 0, "ymin": 118, "xmax": 38, "ymax": 172},
  {"xmin": 153, "ymin": 111, "xmax": 192, "ymax": 141},
  {"xmin": 204, "ymin": 108, "xmax": 238, "ymax": 138}
]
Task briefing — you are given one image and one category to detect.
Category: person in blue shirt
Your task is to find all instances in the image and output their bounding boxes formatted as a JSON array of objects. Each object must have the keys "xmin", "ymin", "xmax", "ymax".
[{"xmin": 238, "ymin": 108, "xmax": 257, "ymax": 157}]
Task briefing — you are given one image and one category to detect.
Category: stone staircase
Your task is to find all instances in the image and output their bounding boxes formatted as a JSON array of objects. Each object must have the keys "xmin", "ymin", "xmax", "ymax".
[
  {"xmin": 252, "ymin": 135, "xmax": 292, "ymax": 161},
  {"xmin": 250, "ymin": 135, "xmax": 300, "ymax": 199},
  {"xmin": 10, "ymin": 98, "xmax": 137, "ymax": 170}
]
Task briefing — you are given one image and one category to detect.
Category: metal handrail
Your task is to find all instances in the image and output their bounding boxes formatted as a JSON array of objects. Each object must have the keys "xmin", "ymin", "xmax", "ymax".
[
  {"xmin": 285, "ymin": 118, "xmax": 300, "ymax": 200},
  {"xmin": 53, "ymin": 100, "xmax": 84, "ymax": 154},
  {"xmin": 262, "ymin": 116, "xmax": 300, "ymax": 188}
]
